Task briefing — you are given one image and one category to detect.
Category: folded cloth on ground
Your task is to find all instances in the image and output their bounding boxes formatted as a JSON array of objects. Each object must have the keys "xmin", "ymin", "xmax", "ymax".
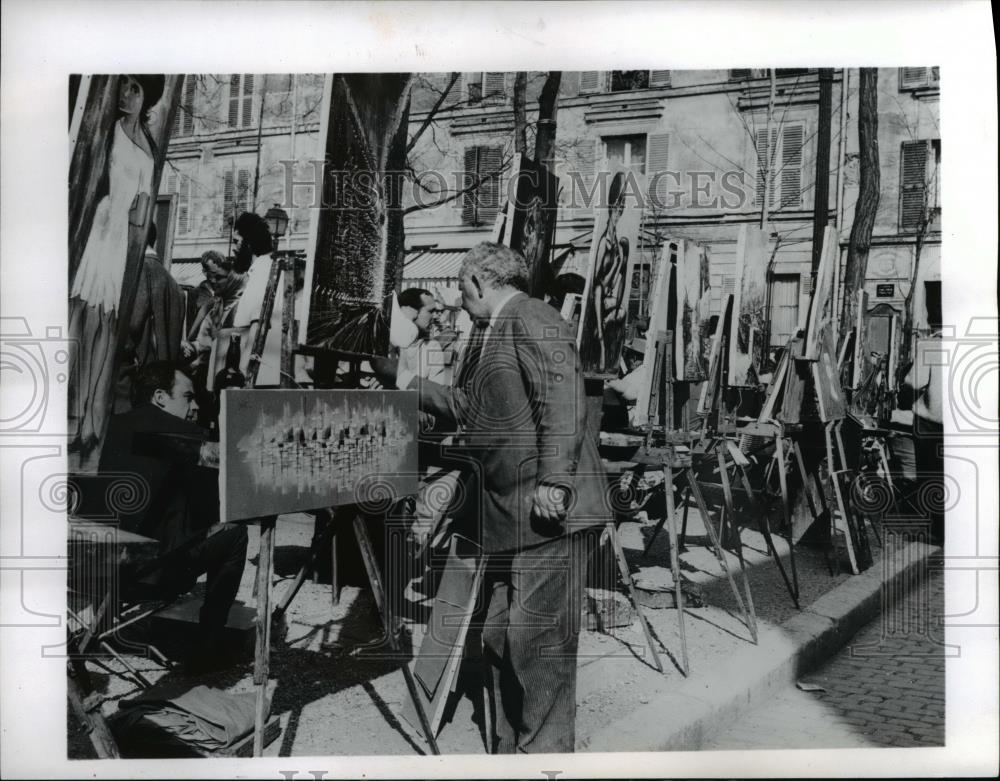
[{"xmin": 115, "ymin": 684, "xmax": 260, "ymax": 753}]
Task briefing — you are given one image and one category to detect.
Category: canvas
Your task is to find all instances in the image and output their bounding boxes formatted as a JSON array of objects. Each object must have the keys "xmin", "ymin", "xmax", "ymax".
[
  {"xmin": 577, "ymin": 166, "xmax": 645, "ymax": 376},
  {"xmin": 803, "ymin": 226, "xmax": 839, "ymax": 361},
  {"xmin": 728, "ymin": 224, "xmax": 771, "ymax": 386},
  {"xmin": 675, "ymin": 240, "xmax": 713, "ymax": 381},
  {"xmin": 220, "ymin": 389, "xmax": 419, "ymax": 522},
  {"xmin": 633, "ymin": 240, "xmax": 677, "ymax": 423}
]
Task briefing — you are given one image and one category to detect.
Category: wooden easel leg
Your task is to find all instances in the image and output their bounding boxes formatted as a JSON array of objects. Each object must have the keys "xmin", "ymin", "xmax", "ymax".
[
  {"xmin": 352, "ymin": 514, "xmax": 440, "ymax": 755},
  {"xmin": 68, "ymin": 670, "xmax": 120, "ymax": 758},
  {"xmin": 687, "ymin": 469, "xmax": 758, "ymax": 644},
  {"xmin": 775, "ymin": 435, "xmax": 801, "ymax": 607},
  {"xmin": 253, "ymin": 515, "xmax": 277, "ymax": 757},
  {"xmin": 680, "ymin": 486, "xmax": 691, "ymax": 551},
  {"xmin": 662, "ymin": 465, "xmax": 688, "ymax": 676},
  {"xmin": 835, "ymin": 421, "xmax": 873, "ymax": 567},
  {"xmin": 608, "ymin": 522, "xmax": 663, "ymax": 673},
  {"xmin": 714, "ymin": 450, "xmax": 760, "ymax": 639},
  {"xmin": 825, "ymin": 423, "xmax": 859, "ymax": 575},
  {"xmin": 793, "ymin": 439, "xmax": 836, "ymax": 576}
]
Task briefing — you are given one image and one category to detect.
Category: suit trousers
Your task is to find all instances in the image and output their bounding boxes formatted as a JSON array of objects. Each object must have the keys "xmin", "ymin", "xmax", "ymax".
[{"xmin": 481, "ymin": 528, "xmax": 599, "ymax": 754}]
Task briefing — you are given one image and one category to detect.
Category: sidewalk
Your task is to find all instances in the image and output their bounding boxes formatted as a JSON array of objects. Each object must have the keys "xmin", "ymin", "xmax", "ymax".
[{"xmin": 69, "ymin": 506, "xmax": 941, "ymax": 757}]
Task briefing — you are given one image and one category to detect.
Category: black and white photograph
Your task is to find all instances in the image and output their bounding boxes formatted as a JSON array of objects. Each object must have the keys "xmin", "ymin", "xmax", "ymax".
[{"xmin": 1, "ymin": 2, "xmax": 997, "ymax": 779}]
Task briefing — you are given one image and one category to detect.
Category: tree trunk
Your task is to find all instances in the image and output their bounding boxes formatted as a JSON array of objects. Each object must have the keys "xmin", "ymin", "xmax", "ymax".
[
  {"xmin": 840, "ymin": 68, "xmax": 880, "ymax": 346},
  {"xmin": 534, "ymin": 71, "xmax": 562, "ymax": 166},
  {"xmin": 512, "ymin": 72, "xmax": 527, "ymax": 155}
]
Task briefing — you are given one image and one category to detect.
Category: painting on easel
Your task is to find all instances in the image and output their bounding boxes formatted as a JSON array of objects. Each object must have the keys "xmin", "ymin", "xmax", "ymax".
[
  {"xmin": 728, "ymin": 224, "xmax": 771, "ymax": 386},
  {"xmin": 633, "ymin": 240, "xmax": 676, "ymax": 422},
  {"xmin": 675, "ymin": 240, "xmax": 713, "ymax": 381},
  {"xmin": 494, "ymin": 155, "xmax": 560, "ymax": 300},
  {"xmin": 697, "ymin": 293, "xmax": 734, "ymax": 415},
  {"xmin": 577, "ymin": 167, "xmax": 644, "ymax": 375},
  {"xmin": 301, "ymin": 74, "xmax": 414, "ymax": 358},
  {"xmin": 220, "ymin": 389, "xmax": 419, "ymax": 522},
  {"xmin": 803, "ymin": 226, "xmax": 839, "ymax": 361}
]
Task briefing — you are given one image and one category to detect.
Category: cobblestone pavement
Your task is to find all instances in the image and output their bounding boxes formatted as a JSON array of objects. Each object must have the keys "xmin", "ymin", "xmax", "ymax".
[{"xmin": 705, "ymin": 557, "xmax": 945, "ymax": 750}]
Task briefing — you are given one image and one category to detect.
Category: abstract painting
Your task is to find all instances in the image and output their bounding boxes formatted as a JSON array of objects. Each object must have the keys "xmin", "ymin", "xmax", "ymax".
[
  {"xmin": 727, "ymin": 224, "xmax": 771, "ymax": 386},
  {"xmin": 220, "ymin": 389, "xmax": 419, "ymax": 522},
  {"xmin": 675, "ymin": 240, "xmax": 713, "ymax": 381},
  {"xmin": 577, "ymin": 166, "xmax": 645, "ymax": 375},
  {"xmin": 302, "ymin": 74, "xmax": 414, "ymax": 357}
]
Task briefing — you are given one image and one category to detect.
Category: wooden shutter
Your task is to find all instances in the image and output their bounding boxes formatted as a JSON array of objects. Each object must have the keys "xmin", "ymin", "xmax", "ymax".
[
  {"xmin": 650, "ymin": 70, "xmax": 671, "ymax": 87},
  {"xmin": 768, "ymin": 274, "xmax": 800, "ymax": 346},
  {"xmin": 899, "ymin": 140, "xmax": 929, "ymax": 231},
  {"xmin": 181, "ymin": 76, "xmax": 195, "ymax": 134},
  {"xmin": 228, "ymin": 75, "xmax": 240, "ymax": 127},
  {"xmin": 462, "ymin": 146, "xmax": 478, "ymax": 225},
  {"xmin": 755, "ymin": 128, "xmax": 777, "ymax": 209},
  {"xmin": 223, "ymin": 169, "xmax": 235, "ymax": 232},
  {"xmin": 646, "ymin": 133, "xmax": 670, "ymax": 206},
  {"xmin": 478, "ymin": 146, "xmax": 504, "ymax": 225},
  {"xmin": 900, "ymin": 67, "xmax": 929, "ymax": 90},
  {"xmin": 443, "ymin": 72, "xmax": 463, "ymax": 108},
  {"xmin": 172, "ymin": 77, "xmax": 184, "ymax": 135},
  {"xmin": 484, "ymin": 72, "xmax": 506, "ymax": 104},
  {"xmin": 241, "ymin": 75, "xmax": 255, "ymax": 127},
  {"xmin": 780, "ymin": 125, "xmax": 804, "ymax": 208},
  {"xmin": 579, "ymin": 71, "xmax": 601, "ymax": 93},
  {"xmin": 730, "ymin": 69, "xmax": 751, "ymax": 80},
  {"xmin": 237, "ymin": 169, "xmax": 252, "ymax": 214}
]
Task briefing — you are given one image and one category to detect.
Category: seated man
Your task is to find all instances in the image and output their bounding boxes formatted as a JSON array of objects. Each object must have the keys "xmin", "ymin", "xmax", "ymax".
[{"xmin": 98, "ymin": 361, "xmax": 248, "ymax": 664}]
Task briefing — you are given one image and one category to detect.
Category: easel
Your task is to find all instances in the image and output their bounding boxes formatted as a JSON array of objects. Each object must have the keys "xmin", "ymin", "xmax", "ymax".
[{"xmin": 240, "ymin": 253, "xmax": 440, "ymax": 755}]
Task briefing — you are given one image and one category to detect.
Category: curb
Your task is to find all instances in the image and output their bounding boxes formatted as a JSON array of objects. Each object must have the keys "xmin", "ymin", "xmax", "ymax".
[{"xmin": 580, "ymin": 540, "xmax": 940, "ymax": 753}]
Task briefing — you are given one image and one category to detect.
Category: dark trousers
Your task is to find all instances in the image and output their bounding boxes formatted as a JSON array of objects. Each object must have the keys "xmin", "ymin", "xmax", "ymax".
[
  {"xmin": 138, "ymin": 524, "xmax": 249, "ymax": 630},
  {"xmin": 481, "ymin": 529, "xmax": 598, "ymax": 754}
]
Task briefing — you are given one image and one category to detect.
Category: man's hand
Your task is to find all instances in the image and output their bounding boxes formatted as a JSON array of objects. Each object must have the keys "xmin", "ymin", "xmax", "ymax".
[
  {"xmin": 370, "ymin": 356, "xmax": 399, "ymax": 387},
  {"xmin": 198, "ymin": 441, "xmax": 220, "ymax": 469},
  {"xmin": 532, "ymin": 482, "xmax": 568, "ymax": 524}
]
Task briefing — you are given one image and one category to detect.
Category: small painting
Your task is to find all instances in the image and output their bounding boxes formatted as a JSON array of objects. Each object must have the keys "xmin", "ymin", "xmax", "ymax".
[
  {"xmin": 728, "ymin": 224, "xmax": 771, "ymax": 386},
  {"xmin": 803, "ymin": 226, "xmax": 838, "ymax": 361},
  {"xmin": 675, "ymin": 240, "xmax": 713, "ymax": 380},
  {"xmin": 220, "ymin": 389, "xmax": 419, "ymax": 522}
]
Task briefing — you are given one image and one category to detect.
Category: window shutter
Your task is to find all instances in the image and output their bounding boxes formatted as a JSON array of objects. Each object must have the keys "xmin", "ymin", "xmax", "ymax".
[
  {"xmin": 755, "ymin": 127, "xmax": 777, "ymax": 208},
  {"xmin": 780, "ymin": 124, "xmax": 804, "ymax": 208},
  {"xmin": 646, "ymin": 133, "xmax": 670, "ymax": 206},
  {"xmin": 899, "ymin": 140, "xmax": 929, "ymax": 231},
  {"xmin": 650, "ymin": 70, "xmax": 671, "ymax": 88},
  {"xmin": 182, "ymin": 76, "xmax": 195, "ymax": 134},
  {"xmin": 900, "ymin": 67, "xmax": 928, "ymax": 90},
  {"xmin": 729, "ymin": 69, "xmax": 751, "ymax": 80},
  {"xmin": 443, "ymin": 72, "xmax": 463, "ymax": 108},
  {"xmin": 478, "ymin": 146, "xmax": 504, "ymax": 225},
  {"xmin": 228, "ymin": 75, "xmax": 240, "ymax": 127},
  {"xmin": 462, "ymin": 146, "xmax": 478, "ymax": 225},
  {"xmin": 172, "ymin": 77, "xmax": 184, "ymax": 135},
  {"xmin": 241, "ymin": 74, "xmax": 255, "ymax": 127},
  {"xmin": 176, "ymin": 175, "xmax": 190, "ymax": 235},
  {"xmin": 579, "ymin": 71, "xmax": 601, "ymax": 94},
  {"xmin": 237, "ymin": 169, "xmax": 252, "ymax": 214},
  {"xmin": 484, "ymin": 72, "xmax": 506, "ymax": 105},
  {"xmin": 722, "ymin": 275, "xmax": 736, "ymax": 295},
  {"xmin": 800, "ymin": 271, "xmax": 812, "ymax": 295},
  {"xmin": 467, "ymin": 73, "xmax": 483, "ymax": 103},
  {"xmin": 223, "ymin": 169, "xmax": 235, "ymax": 232}
]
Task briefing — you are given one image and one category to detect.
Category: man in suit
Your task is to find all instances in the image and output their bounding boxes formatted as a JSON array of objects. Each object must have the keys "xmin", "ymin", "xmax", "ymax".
[
  {"xmin": 381, "ymin": 242, "xmax": 609, "ymax": 753},
  {"xmin": 99, "ymin": 362, "xmax": 248, "ymax": 656}
]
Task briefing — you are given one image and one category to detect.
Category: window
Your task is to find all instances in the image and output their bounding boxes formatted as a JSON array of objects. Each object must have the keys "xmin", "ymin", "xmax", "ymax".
[
  {"xmin": 729, "ymin": 69, "xmax": 766, "ymax": 80},
  {"xmin": 899, "ymin": 67, "xmax": 940, "ymax": 91},
  {"xmin": 755, "ymin": 123, "xmax": 805, "ymax": 210},
  {"xmin": 580, "ymin": 70, "xmax": 670, "ymax": 94},
  {"xmin": 899, "ymin": 139, "xmax": 941, "ymax": 233},
  {"xmin": 228, "ymin": 74, "xmax": 256, "ymax": 128},
  {"xmin": 603, "ymin": 135, "xmax": 647, "ymax": 177},
  {"xmin": 461, "ymin": 145, "xmax": 504, "ymax": 227},
  {"xmin": 223, "ymin": 167, "xmax": 253, "ymax": 233},
  {"xmin": 167, "ymin": 172, "xmax": 192, "ymax": 236},
  {"xmin": 172, "ymin": 75, "xmax": 195, "ymax": 136},
  {"xmin": 774, "ymin": 68, "xmax": 810, "ymax": 77},
  {"xmin": 467, "ymin": 73, "xmax": 506, "ymax": 106},
  {"xmin": 769, "ymin": 274, "xmax": 801, "ymax": 347}
]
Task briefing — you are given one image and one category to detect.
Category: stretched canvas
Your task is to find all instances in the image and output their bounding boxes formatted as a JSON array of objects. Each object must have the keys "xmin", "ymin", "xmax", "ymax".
[
  {"xmin": 675, "ymin": 240, "xmax": 713, "ymax": 380},
  {"xmin": 803, "ymin": 226, "xmax": 839, "ymax": 361},
  {"xmin": 697, "ymin": 294, "xmax": 734, "ymax": 415},
  {"xmin": 577, "ymin": 166, "xmax": 645, "ymax": 375},
  {"xmin": 633, "ymin": 240, "xmax": 678, "ymax": 423},
  {"xmin": 728, "ymin": 224, "xmax": 771, "ymax": 386},
  {"xmin": 220, "ymin": 389, "xmax": 419, "ymax": 522}
]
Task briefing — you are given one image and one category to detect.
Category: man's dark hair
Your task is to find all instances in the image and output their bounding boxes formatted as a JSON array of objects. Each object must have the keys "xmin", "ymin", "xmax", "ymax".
[
  {"xmin": 232, "ymin": 212, "xmax": 273, "ymax": 272},
  {"xmin": 132, "ymin": 361, "xmax": 187, "ymax": 406},
  {"xmin": 398, "ymin": 288, "xmax": 431, "ymax": 311}
]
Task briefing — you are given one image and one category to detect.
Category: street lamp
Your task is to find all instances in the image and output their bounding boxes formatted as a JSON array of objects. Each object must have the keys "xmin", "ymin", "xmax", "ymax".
[{"xmin": 264, "ymin": 204, "xmax": 289, "ymax": 249}]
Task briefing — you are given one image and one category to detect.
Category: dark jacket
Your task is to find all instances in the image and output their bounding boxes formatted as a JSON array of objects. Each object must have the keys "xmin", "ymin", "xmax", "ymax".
[
  {"xmin": 409, "ymin": 292, "xmax": 609, "ymax": 554},
  {"xmin": 98, "ymin": 404, "xmax": 218, "ymax": 553}
]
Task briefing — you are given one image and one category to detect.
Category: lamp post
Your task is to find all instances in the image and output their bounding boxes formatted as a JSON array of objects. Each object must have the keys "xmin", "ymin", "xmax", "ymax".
[{"xmin": 264, "ymin": 204, "xmax": 289, "ymax": 252}]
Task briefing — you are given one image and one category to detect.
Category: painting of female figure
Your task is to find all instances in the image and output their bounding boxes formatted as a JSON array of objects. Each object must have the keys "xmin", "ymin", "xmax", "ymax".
[
  {"xmin": 69, "ymin": 75, "xmax": 165, "ymax": 457},
  {"xmin": 578, "ymin": 169, "xmax": 642, "ymax": 375}
]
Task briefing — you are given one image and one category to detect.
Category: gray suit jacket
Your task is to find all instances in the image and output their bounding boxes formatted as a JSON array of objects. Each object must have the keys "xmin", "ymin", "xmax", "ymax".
[{"xmin": 408, "ymin": 292, "xmax": 609, "ymax": 554}]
